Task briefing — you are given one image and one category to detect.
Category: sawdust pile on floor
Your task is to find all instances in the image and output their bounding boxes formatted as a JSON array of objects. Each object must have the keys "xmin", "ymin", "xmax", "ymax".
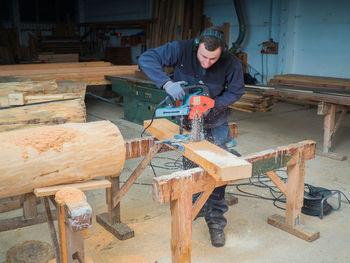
[{"xmin": 55, "ymin": 187, "xmax": 86, "ymax": 205}]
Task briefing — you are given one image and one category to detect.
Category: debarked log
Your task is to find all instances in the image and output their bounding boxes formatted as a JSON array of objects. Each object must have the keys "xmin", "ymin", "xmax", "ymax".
[
  {"xmin": 0, "ymin": 98, "xmax": 86, "ymax": 132},
  {"xmin": 0, "ymin": 121, "xmax": 125, "ymax": 199}
]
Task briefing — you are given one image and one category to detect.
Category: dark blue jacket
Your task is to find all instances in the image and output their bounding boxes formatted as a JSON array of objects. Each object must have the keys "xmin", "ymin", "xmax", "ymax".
[{"xmin": 138, "ymin": 39, "xmax": 244, "ymax": 128}]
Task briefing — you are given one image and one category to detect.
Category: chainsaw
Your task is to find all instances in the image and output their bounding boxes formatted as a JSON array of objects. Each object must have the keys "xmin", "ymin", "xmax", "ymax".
[{"xmin": 155, "ymin": 83, "xmax": 215, "ymax": 142}]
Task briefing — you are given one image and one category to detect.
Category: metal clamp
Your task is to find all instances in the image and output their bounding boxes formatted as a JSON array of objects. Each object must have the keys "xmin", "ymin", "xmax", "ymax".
[{"xmin": 156, "ymin": 139, "xmax": 184, "ymax": 152}]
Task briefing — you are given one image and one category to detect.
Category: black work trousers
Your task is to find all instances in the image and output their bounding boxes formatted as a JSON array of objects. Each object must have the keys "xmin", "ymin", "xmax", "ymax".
[{"xmin": 183, "ymin": 122, "xmax": 233, "ymax": 230}]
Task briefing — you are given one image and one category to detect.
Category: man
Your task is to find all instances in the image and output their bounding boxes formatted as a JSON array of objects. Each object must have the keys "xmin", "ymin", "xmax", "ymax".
[{"xmin": 138, "ymin": 27, "xmax": 245, "ymax": 247}]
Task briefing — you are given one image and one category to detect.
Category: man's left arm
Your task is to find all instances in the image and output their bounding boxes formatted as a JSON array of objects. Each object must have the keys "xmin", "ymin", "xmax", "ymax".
[{"xmin": 214, "ymin": 60, "xmax": 245, "ymax": 108}]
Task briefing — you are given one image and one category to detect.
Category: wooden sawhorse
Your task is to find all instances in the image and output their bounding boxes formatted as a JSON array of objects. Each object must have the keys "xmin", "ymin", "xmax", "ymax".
[
  {"xmin": 153, "ymin": 140, "xmax": 319, "ymax": 263},
  {"xmin": 96, "ymin": 121, "xmax": 239, "ymax": 240}
]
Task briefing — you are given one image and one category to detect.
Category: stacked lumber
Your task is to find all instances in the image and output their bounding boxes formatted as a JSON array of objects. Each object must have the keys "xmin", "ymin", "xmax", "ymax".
[
  {"xmin": 229, "ymin": 91, "xmax": 273, "ymax": 112},
  {"xmin": 0, "ymin": 80, "xmax": 86, "ymax": 132},
  {"xmin": 269, "ymin": 74, "xmax": 350, "ymax": 92},
  {"xmin": 38, "ymin": 53, "xmax": 79, "ymax": 63},
  {"xmin": 0, "ymin": 62, "xmax": 138, "ymax": 85},
  {"xmin": 268, "ymin": 74, "xmax": 350, "ymax": 105}
]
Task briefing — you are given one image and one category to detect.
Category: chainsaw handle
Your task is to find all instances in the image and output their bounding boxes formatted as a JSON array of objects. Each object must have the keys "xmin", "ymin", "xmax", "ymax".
[{"xmin": 164, "ymin": 83, "xmax": 211, "ymax": 107}]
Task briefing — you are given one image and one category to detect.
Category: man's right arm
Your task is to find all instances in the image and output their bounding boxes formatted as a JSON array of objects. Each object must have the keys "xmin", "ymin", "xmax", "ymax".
[{"xmin": 138, "ymin": 41, "xmax": 180, "ymax": 88}]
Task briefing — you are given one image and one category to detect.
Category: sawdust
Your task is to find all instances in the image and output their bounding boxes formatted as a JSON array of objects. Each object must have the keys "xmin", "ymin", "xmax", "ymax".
[
  {"xmin": 14, "ymin": 126, "xmax": 77, "ymax": 161},
  {"xmin": 55, "ymin": 187, "xmax": 86, "ymax": 205},
  {"xmin": 194, "ymin": 150, "xmax": 245, "ymax": 167}
]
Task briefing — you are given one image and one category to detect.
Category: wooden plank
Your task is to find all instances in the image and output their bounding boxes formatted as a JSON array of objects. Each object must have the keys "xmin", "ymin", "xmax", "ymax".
[
  {"xmin": 268, "ymin": 214, "xmax": 320, "ymax": 242},
  {"xmin": 34, "ymin": 180, "xmax": 111, "ymax": 197},
  {"xmin": 0, "ymin": 65, "xmax": 139, "ymax": 77},
  {"xmin": 0, "ymin": 62, "xmax": 112, "ymax": 71},
  {"xmin": 263, "ymin": 88, "xmax": 350, "ymax": 106},
  {"xmin": 144, "ymin": 118, "xmax": 252, "ymax": 181}
]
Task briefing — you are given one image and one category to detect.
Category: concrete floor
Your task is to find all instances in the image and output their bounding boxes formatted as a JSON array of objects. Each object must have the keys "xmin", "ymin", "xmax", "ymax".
[{"xmin": 0, "ymin": 96, "xmax": 349, "ymax": 263}]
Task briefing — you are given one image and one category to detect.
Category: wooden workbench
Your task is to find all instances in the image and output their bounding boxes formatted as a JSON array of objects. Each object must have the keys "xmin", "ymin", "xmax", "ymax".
[{"xmin": 246, "ymin": 84, "xmax": 349, "ymax": 160}]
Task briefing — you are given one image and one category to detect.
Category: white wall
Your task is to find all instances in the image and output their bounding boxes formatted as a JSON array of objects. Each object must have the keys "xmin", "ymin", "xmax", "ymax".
[
  {"xmin": 204, "ymin": 0, "xmax": 350, "ymax": 82},
  {"xmin": 279, "ymin": 0, "xmax": 350, "ymax": 78}
]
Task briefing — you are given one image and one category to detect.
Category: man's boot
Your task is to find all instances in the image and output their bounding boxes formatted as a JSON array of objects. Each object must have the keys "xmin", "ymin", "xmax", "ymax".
[{"xmin": 209, "ymin": 228, "xmax": 225, "ymax": 247}]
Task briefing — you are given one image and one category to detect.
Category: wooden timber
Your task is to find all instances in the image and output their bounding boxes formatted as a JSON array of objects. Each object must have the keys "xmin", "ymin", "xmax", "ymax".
[
  {"xmin": 269, "ymin": 74, "xmax": 350, "ymax": 91},
  {"xmin": 0, "ymin": 62, "xmax": 112, "ymax": 71},
  {"xmin": 0, "ymin": 63, "xmax": 138, "ymax": 86},
  {"xmin": 34, "ymin": 180, "xmax": 111, "ymax": 197},
  {"xmin": 263, "ymin": 88, "xmax": 350, "ymax": 106},
  {"xmin": 144, "ymin": 118, "xmax": 252, "ymax": 181},
  {"xmin": 0, "ymin": 98, "xmax": 86, "ymax": 132},
  {"xmin": 0, "ymin": 80, "xmax": 86, "ymax": 107},
  {"xmin": 0, "ymin": 121, "xmax": 125, "ymax": 199},
  {"xmin": 153, "ymin": 140, "xmax": 318, "ymax": 262}
]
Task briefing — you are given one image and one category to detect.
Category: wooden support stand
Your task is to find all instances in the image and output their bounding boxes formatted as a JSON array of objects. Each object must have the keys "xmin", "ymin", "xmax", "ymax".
[
  {"xmin": 55, "ymin": 187, "xmax": 92, "ymax": 263},
  {"xmin": 96, "ymin": 137, "xmax": 163, "ymax": 240},
  {"xmin": 153, "ymin": 141, "xmax": 319, "ymax": 262},
  {"xmin": 316, "ymin": 102, "xmax": 347, "ymax": 160}
]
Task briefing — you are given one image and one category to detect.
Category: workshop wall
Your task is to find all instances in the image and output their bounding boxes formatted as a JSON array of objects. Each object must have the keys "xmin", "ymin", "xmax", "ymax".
[
  {"xmin": 204, "ymin": 0, "xmax": 350, "ymax": 82},
  {"xmin": 278, "ymin": 0, "xmax": 350, "ymax": 79}
]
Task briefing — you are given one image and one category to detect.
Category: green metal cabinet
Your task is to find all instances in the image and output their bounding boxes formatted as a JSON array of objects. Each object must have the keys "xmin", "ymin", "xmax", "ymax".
[{"xmin": 107, "ymin": 75, "xmax": 172, "ymax": 125}]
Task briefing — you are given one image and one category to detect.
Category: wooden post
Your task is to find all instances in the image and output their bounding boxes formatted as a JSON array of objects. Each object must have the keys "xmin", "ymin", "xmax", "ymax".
[
  {"xmin": 285, "ymin": 150, "xmax": 305, "ymax": 226},
  {"xmin": 23, "ymin": 193, "xmax": 38, "ymax": 219},
  {"xmin": 316, "ymin": 102, "xmax": 347, "ymax": 160},
  {"xmin": 107, "ymin": 176, "xmax": 121, "ymax": 224},
  {"xmin": 171, "ymin": 176, "xmax": 193, "ymax": 263},
  {"xmin": 55, "ymin": 187, "xmax": 92, "ymax": 263},
  {"xmin": 323, "ymin": 104, "xmax": 336, "ymax": 153}
]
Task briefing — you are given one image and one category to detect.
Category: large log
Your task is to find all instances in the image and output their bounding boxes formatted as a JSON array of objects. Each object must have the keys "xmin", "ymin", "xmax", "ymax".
[
  {"xmin": 0, "ymin": 98, "xmax": 86, "ymax": 132},
  {"xmin": 0, "ymin": 121, "xmax": 125, "ymax": 199}
]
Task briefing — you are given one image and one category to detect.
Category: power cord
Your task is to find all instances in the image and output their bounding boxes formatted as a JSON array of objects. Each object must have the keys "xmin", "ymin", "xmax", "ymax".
[
  {"xmin": 228, "ymin": 169, "xmax": 350, "ymax": 215},
  {"xmin": 141, "ymin": 96, "xmax": 169, "ymax": 137}
]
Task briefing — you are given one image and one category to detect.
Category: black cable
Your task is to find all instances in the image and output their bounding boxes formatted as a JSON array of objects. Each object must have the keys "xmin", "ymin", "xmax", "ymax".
[
  {"xmin": 228, "ymin": 170, "xmax": 350, "ymax": 212},
  {"xmin": 141, "ymin": 96, "xmax": 169, "ymax": 137}
]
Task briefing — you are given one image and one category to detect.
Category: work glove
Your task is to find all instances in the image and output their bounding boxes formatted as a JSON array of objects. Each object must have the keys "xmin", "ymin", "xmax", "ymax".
[{"xmin": 163, "ymin": 81, "xmax": 187, "ymax": 100}]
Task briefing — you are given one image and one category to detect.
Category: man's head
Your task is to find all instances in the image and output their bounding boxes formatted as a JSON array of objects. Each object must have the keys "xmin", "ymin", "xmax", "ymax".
[{"xmin": 197, "ymin": 27, "xmax": 226, "ymax": 69}]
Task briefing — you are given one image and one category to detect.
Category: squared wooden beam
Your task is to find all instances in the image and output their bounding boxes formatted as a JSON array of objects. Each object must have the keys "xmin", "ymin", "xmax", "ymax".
[{"xmin": 144, "ymin": 119, "xmax": 252, "ymax": 181}]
